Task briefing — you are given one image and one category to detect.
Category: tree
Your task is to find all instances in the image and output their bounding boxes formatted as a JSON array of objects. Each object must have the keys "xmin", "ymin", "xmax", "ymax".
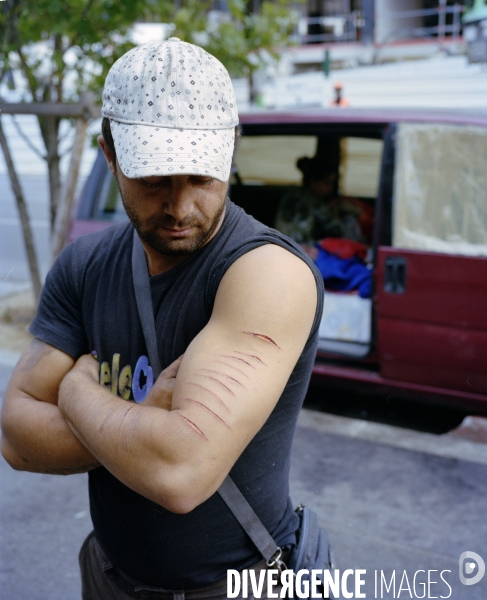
[
  {"xmin": 170, "ymin": 0, "xmax": 301, "ymax": 103},
  {"xmin": 0, "ymin": 0, "xmax": 300, "ymax": 300},
  {"xmin": 0, "ymin": 0, "xmax": 164, "ymax": 233}
]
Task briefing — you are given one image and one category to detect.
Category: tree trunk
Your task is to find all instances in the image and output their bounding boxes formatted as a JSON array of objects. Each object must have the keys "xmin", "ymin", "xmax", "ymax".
[
  {"xmin": 0, "ymin": 117, "xmax": 42, "ymax": 306},
  {"xmin": 248, "ymin": 71, "xmax": 257, "ymax": 105},
  {"xmin": 38, "ymin": 115, "xmax": 61, "ymax": 231},
  {"xmin": 51, "ymin": 117, "xmax": 88, "ymax": 261}
]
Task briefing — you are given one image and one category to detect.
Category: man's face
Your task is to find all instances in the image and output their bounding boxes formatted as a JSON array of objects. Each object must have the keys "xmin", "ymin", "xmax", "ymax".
[
  {"xmin": 117, "ymin": 170, "xmax": 228, "ymax": 258},
  {"xmin": 309, "ymin": 173, "xmax": 337, "ymax": 200},
  {"xmin": 99, "ymin": 136, "xmax": 228, "ymax": 260}
]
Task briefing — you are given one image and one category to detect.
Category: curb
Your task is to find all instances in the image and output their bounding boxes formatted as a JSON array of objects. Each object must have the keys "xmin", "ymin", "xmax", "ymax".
[{"xmin": 298, "ymin": 408, "xmax": 487, "ymax": 465}]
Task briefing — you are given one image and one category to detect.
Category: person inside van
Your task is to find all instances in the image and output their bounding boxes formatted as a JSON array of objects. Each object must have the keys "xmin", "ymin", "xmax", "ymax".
[{"xmin": 274, "ymin": 140, "xmax": 373, "ymax": 247}]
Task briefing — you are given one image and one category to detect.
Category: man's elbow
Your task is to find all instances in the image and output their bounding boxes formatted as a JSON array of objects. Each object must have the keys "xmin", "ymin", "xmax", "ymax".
[
  {"xmin": 1, "ymin": 436, "xmax": 29, "ymax": 472},
  {"xmin": 163, "ymin": 495, "xmax": 201, "ymax": 515},
  {"xmin": 153, "ymin": 468, "xmax": 216, "ymax": 515}
]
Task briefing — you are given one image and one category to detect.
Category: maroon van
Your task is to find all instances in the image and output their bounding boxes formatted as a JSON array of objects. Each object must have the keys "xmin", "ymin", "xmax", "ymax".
[{"xmin": 70, "ymin": 108, "xmax": 487, "ymax": 412}]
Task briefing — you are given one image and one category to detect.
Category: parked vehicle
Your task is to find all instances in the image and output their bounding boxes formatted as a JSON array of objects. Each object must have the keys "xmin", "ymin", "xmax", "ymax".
[{"xmin": 70, "ymin": 108, "xmax": 487, "ymax": 412}]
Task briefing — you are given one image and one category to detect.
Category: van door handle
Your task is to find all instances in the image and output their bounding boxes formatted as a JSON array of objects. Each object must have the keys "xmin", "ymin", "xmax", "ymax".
[{"xmin": 384, "ymin": 256, "xmax": 407, "ymax": 294}]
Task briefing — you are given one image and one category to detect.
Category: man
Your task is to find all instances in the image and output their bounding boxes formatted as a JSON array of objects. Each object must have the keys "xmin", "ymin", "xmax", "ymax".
[{"xmin": 1, "ymin": 39, "xmax": 324, "ymax": 599}]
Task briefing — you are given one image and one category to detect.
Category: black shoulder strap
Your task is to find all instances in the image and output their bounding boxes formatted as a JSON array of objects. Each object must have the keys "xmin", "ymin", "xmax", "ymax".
[
  {"xmin": 130, "ymin": 230, "xmax": 281, "ymax": 564},
  {"xmin": 131, "ymin": 232, "xmax": 162, "ymax": 377}
]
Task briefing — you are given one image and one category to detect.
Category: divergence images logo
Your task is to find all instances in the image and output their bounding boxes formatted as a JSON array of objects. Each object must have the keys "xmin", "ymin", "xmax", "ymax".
[{"xmin": 459, "ymin": 552, "xmax": 485, "ymax": 586}]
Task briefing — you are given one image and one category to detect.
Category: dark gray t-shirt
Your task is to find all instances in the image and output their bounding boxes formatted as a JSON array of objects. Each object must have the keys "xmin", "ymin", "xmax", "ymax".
[{"xmin": 30, "ymin": 200, "xmax": 324, "ymax": 589}]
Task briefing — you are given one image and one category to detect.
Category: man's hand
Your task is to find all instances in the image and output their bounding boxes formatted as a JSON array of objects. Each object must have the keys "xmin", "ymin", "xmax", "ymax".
[
  {"xmin": 71, "ymin": 353, "xmax": 99, "ymax": 382},
  {"xmin": 143, "ymin": 355, "xmax": 183, "ymax": 410}
]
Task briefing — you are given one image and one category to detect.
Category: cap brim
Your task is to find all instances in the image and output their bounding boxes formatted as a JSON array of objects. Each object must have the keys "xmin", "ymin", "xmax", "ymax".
[{"xmin": 110, "ymin": 121, "xmax": 235, "ymax": 183}]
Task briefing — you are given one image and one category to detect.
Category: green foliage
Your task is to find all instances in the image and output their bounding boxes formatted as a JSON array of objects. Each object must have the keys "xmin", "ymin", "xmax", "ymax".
[
  {"xmin": 0, "ymin": 0, "xmax": 167, "ymax": 102},
  {"xmin": 171, "ymin": 0, "xmax": 301, "ymax": 79},
  {"xmin": 0, "ymin": 0, "xmax": 301, "ymax": 101}
]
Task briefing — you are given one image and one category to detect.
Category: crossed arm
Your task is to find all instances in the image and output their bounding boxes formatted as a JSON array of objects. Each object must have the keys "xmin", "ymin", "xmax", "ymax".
[{"xmin": 1, "ymin": 245, "xmax": 317, "ymax": 513}]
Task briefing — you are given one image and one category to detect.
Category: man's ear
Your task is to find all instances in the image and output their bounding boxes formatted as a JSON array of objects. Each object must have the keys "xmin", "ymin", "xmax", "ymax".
[{"xmin": 98, "ymin": 135, "xmax": 117, "ymax": 176}]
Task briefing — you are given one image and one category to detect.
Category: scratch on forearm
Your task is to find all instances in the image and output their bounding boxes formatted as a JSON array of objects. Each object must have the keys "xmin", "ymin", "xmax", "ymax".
[
  {"xmin": 213, "ymin": 360, "xmax": 250, "ymax": 379},
  {"xmin": 99, "ymin": 410, "xmax": 114, "ymax": 433},
  {"xmin": 201, "ymin": 369, "xmax": 246, "ymax": 389},
  {"xmin": 234, "ymin": 351, "xmax": 268, "ymax": 367},
  {"xmin": 175, "ymin": 411, "xmax": 208, "ymax": 441},
  {"xmin": 219, "ymin": 354, "xmax": 256, "ymax": 368},
  {"xmin": 188, "ymin": 383, "xmax": 229, "ymax": 411},
  {"xmin": 242, "ymin": 332, "xmax": 281, "ymax": 350},
  {"xmin": 121, "ymin": 406, "xmax": 143, "ymax": 451},
  {"xmin": 183, "ymin": 398, "xmax": 231, "ymax": 429},
  {"xmin": 118, "ymin": 405, "xmax": 136, "ymax": 451},
  {"xmin": 196, "ymin": 374, "xmax": 236, "ymax": 396}
]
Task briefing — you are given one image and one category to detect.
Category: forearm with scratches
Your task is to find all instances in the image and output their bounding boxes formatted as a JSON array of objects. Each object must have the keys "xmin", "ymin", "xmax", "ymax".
[
  {"xmin": 182, "ymin": 398, "xmax": 231, "ymax": 429},
  {"xmin": 219, "ymin": 354, "xmax": 256, "ymax": 368},
  {"xmin": 200, "ymin": 369, "xmax": 247, "ymax": 389},
  {"xmin": 196, "ymin": 374, "xmax": 236, "ymax": 396},
  {"xmin": 188, "ymin": 382, "xmax": 229, "ymax": 411},
  {"xmin": 118, "ymin": 405, "xmax": 136, "ymax": 451},
  {"xmin": 234, "ymin": 351, "xmax": 268, "ymax": 367},
  {"xmin": 212, "ymin": 359, "xmax": 250, "ymax": 379},
  {"xmin": 175, "ymin": 411, "xmax": 208, "ymax": 441},
  {"xmin": 177, "ymin": 342, "xmax": 271, "ymax": 441}
]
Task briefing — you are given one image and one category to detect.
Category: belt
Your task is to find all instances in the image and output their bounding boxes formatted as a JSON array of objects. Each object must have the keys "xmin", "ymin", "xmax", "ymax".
[{"xmin": 107, "ymin": 552, "xmax": 290, "ymax": 600}]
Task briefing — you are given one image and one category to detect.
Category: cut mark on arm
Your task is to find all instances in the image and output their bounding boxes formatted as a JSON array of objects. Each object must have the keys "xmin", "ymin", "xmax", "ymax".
[
  {"xmin": 175, "ymin": 411, "xmax": 208, "ymax": 441},
  {"xmin": 242, "ymin": 332, "xmax": 281, "ymax": 350},
  {"xmin": 195, "ymin": 374, "xmax": 236, "ymax": 396},
  {"xmin": 200, "ymin": 369, "xmax": 246, "ymax": 389},
  {"xmin": 118, "ymin": 405, "xmax": 136, "ymax": 451},
  {"xmin": 98, "ymin": 411, "xmax": 113, "ymax": 433},
  {"xmin": 120, "ymin": 405, "xmax": 135, "ymax": 428},
  {"xmin": 183, "ymin": 398, "xmax": 231, "ymax": 429},
  {"xmin": 123, "ymin": 407, "xmax": 143, "ymax": 451},
  {"xmin": 234, "ymin": 351, "xmax": 268, "ymax": 367},
  {"xmin": 213, "ymin": 360, "xmax": 251, "ymax": 379},
  {"xmin": 219, "ymin": 354, "xmax": 256, "ymax": 369},
  {"xmin": 188, "ymin": 383, "xmax": 229, "ymax": 411}
]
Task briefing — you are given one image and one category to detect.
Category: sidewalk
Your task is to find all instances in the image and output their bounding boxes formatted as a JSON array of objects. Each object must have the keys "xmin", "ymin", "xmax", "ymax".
[
  {"xmin": 292, "ymin": 410, "xmax": 487, "ymax": 599},
  {"xmin": 0, "ymin": 287, "xmax": 35, "ymax": 358}
]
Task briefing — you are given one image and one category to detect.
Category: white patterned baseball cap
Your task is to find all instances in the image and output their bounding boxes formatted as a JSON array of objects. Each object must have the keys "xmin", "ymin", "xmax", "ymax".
[{"xmin": 102, "ymin": 38, "xmax": 239, "ymax": 182}]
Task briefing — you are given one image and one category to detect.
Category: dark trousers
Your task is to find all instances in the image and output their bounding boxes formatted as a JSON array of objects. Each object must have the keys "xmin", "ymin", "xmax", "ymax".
[{"xmin": 79, "ymin": 531, "xmax": 282, "ymax": 600}]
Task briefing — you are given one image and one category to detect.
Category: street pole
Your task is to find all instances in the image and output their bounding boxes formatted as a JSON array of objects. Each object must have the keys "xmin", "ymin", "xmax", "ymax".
[{"xmin": 362, "ymin": 0, "xmax": 375, "ymax": 47}]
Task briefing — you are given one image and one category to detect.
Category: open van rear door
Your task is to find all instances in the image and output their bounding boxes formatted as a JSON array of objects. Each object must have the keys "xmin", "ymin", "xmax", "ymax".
[
  {"xmin": 376, "ymin": 247, "xmax": 487, "ymax": 395},
  {"xmin": 376, "ymin": 122, "xmax": 487, "ymax": 397}
]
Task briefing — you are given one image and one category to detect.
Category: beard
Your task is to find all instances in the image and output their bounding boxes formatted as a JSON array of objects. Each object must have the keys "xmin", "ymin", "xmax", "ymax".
[{"xmin": 121, "ymin": 194, "xmax": 227, "ymax": 257}]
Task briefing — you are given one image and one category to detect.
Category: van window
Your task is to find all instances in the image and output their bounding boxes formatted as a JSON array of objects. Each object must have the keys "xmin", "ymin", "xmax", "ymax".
[
  {"xmin": 234, "ymin": 135, "xmax": 383, "ymax": 198},
  {"xmin": 234, "ymin": 136, "xmax": 316, "ymax": 185},
  {"xmin": 393, "ymin": 123, "xmax": 487, "ymax": 256},
  {"xmin": 340, "ymin": 137, "xmax": 383, "ymax": 198}
]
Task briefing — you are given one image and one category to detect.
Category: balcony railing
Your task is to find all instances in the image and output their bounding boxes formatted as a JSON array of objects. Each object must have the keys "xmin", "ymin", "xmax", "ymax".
[{"xmin": 294, "ymin": 3, "xmax": 465, "ymax": 45}]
